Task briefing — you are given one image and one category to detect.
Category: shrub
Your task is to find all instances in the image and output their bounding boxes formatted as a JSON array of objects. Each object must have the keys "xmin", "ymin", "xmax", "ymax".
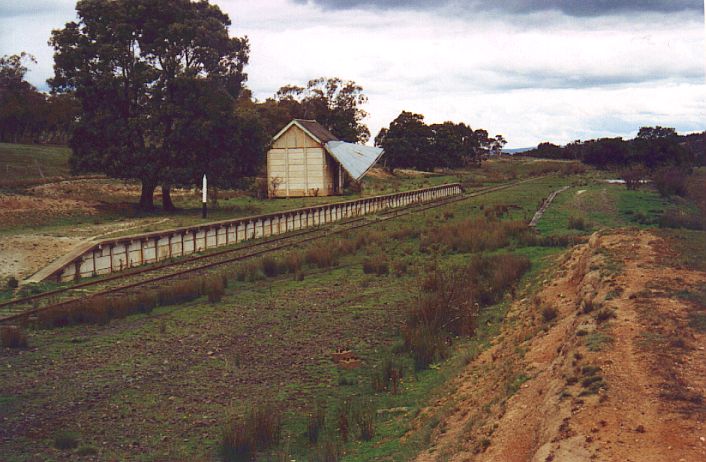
[
  {"xmin": 6, "ymin": 276, "xmax": 18, "ymax": 289},
  {"xmin": 205, "ymin": 275, "xmax": 226, "ymax": 303},
  {"xmin": 620, "ymin": 166, "xmax": 647, "ymax": 190},
  {"xmin": 362, "ymin": 255, "xmax": 389, "ymax": 276},
  {"xmin": 53, "ymin": 430, "xmax": 79, "ymax": 450},
  {"xmin": 310, "ymin": 439, "xmax": 342, "ymax": 462},
  {"xmin": 541, "ymin": 306, "xmax": 558, "ymax": 322},
  {"xmin": 236, "ymin": 260, "xmax": 265, "ymax": 282},
  {"xmin": 567, "ymin": 215, "xmax": 588, "ymax": 231},
  {"xmin": 403, "ymin": 254, "xmax": 530, "ymax": 369},
  {"xmin": 353, "ymin": 405, "xmax": 376, "ymax": 442},
  {"xmin": 307, "ymin": 405, "xmax": 326, "ymax": 444},
  {"xmin": 0, "ymin": 326, "xmax": 28, "ymax": 348},
  {"xmin": 337, "ymin": 399, "xmax": 351, "ymax": 443},
  {"xmin": 658, "ymin": 208, "xmax": 703, "ymax": 230},
  {"xmin": 595, "ymin": 308, "xmax": 616, "ymax": 323},
  {"xmin": 305, "ymin": 246, "xmax": 339, "ymax": 268},
  {"xmin": 261, "ymin": 256, "xmax": 281, "ymax": 278},
  {"xmin": 371, "ymin": 355, "xmax": 404, "ymax": 393},
  {"xmin": 654, "ymin": 167, "xmax": 689, "ymax": 197},
  {"xmin": 283, "ymin": 252, "xmax": 303, "ymax": 274},
  {"xmin": 221, "ymin": 404, "xmax": 282, "ymax": 462}
]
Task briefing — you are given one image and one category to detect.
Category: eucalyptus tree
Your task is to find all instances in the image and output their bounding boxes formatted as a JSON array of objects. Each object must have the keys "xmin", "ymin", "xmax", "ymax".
[{"xmin": 50, "ymin": 0, "xmax": 251, "ymax": 209}]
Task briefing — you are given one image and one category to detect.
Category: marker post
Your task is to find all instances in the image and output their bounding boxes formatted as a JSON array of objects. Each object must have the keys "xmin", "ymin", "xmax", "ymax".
[{"xmin": 202, "ymin": 174, "xmax": 207, "ymax": 219}]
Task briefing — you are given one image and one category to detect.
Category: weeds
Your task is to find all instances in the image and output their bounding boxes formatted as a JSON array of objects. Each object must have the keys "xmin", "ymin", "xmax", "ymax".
[
  {"xmin": 307, "ymin": 404, "xmax": 326, "ymax": 445},
  {"xmin": 0, "ymin": 326, "xmax": 28, "ymax": 348},
  {"xmin": 362, "ymin": 254, "xmax": 389, "ymax": 276},
  {"xmin": 568, "ymin": 215, "xmax": 589, "ymax": 231},
  {"xmin": 53, "ymin": 430, "xmax": 79, "ymax": 450},
  {"xmin": 541, "ymin": 306, "xmax": 558, "ymax": 322},
  {"xmin": 221, "ymin": 404, "xmax": 282, "ymax": 462},
  {"xmin": 353, "ymin": 405, "xmax": 376, "ymax": 441}
]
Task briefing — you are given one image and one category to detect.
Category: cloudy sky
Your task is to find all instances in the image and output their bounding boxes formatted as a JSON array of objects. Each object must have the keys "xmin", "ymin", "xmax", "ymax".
[{"xmin": 1, "ymin": 0, "xmax": 704, "ymax": 147}]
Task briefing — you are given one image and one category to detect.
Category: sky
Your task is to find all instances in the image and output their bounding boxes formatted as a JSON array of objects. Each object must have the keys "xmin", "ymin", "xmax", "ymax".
[{"xmin": 1, "ymin": 0, "xmax": 704, "ymax": 148}]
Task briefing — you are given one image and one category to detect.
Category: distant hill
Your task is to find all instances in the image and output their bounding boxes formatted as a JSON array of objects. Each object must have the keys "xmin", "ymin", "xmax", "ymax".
[{"xmin": 502, "ymin": 147, "xmax": 535, "ymax": 154}]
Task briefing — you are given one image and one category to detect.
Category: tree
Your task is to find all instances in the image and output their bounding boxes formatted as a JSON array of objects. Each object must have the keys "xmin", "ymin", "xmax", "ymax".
[
  {"xmin": 258, "ymin": 77, "xmax": 370, "ymax": 143},
  {"xmin": 50, "ymin": 0, "xmax": 251, "ymax": 209},
  {"xmin": 377, "ymin": 111, "xmax": 432, "ymax": 171},
  {"xmin": 0, "ymin": 53, "xmax": 44, "ymax": 142}
]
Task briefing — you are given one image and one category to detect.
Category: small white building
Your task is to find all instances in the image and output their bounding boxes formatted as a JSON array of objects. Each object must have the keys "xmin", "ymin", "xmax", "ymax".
[{"xmin": 266, "ymin": 119, "xmax": 383, "ymax": 198}]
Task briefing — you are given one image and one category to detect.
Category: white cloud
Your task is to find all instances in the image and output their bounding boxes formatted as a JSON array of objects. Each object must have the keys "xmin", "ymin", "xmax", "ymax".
[{"xmin": 1, "ymin": 0, "xmax": 703, "ymax": 147}]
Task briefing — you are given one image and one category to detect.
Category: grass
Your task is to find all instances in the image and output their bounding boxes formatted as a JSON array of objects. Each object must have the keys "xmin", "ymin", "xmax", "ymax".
[
  {"xmin": 0, "ymin": 142, "xmax": 71, "ymax": 183},
  {"xmin": 0, "ymin": 170, "xmax": 577, "ymax": 461}
]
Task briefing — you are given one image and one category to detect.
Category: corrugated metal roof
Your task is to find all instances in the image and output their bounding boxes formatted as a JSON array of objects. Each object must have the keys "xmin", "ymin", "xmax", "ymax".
[
  {"xmin": 271, "ymin": 119, "xmax": 383, "ymax": 181},
  {"xmin": 294, "ymin": 119, "xmax": 339, "ymax": 143},
  {"xmin": 324, "ymin": 141, "xmax": 384, "ymax": 181}
]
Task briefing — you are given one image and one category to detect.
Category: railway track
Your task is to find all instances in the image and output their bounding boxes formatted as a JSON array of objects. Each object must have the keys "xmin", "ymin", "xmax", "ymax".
[{"xmin": 0, "ymin": 177, "xmax": 542, "ymax": 324}]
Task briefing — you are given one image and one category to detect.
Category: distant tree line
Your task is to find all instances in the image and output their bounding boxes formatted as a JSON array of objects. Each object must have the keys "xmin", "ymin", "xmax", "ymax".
[
  {"xmin": 374, "ymin": 111, "xmax": 506, "ymax": 172},
  {"xmin": 3, "ymin": 0, "xmax": 502, "ymax": 209},
  {"xmin": 0, "ymin": 53, "xmax": 79, "ymax": 144},
  {"xmin": 521, "ymin": 126, "xmax": 705, "ymax": 169}
]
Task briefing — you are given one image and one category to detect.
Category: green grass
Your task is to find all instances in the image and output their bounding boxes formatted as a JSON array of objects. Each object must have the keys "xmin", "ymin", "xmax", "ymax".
[
  {"xmin": 0, "ymin": 170, "xmax": 583, "ymax": 461},
  {"xmin": 0, "ymin": 142, "xmax": 71, "ymax": 181}
]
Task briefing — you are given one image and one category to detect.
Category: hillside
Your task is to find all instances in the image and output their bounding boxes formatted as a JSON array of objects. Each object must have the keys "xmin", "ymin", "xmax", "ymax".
[{"xmin": 414, "ymin": 228, "xmax": 706, "ymax": 461}]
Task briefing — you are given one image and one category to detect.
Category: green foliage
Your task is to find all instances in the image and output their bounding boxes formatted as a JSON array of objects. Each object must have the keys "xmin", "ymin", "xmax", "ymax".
[
  {"xmin": 262, "ymin": 77, "xmax": 370, "ymax": 143},
  {"xmin": 50, "ymin": 0, "xmax": 254, "ymax": 209},
  {"xmin": 403, "ymin": 254, "xmax": 530, "ymax": 369},
  {"xmin": 376, "ymin": 111, "xmax": 501, "ymax": 171},
  {"xmin": 307, "ymin": 404, "xmax": 326, "ymax": 445}
]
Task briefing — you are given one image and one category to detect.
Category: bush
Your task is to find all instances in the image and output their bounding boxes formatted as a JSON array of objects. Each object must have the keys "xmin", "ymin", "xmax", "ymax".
[
  {"xmin": 362, "ymin": 254, "xmax": 389, "ymax": 276},
  {"xmin": 371, "ymin": 355, "xmax": 404, "ymax": 393},
  {"xmin": 283, "ymin": 252, "xmax": 303, "ymax": 274},
  {"xmin": 305, "ymin": 246, "xmax": 339, "ymax": 268},
  {"xmin": 222, "ymin": 404, "xmax": 282, "ymax": 462},
  {"xmin": 261, "ymin": 256, "xmax": 281, "ymax": 278},
  {"xmin": 595, "ymin": 308, "xmax": 616, "ymax": 323},
  {"xmin": 658, "ymin": 208, "xmax": 703, "ymax": 230},
  {"xmin": 0, "ymin": 326, "xmax": 28, "ymax": 348},
  {"xmin": 620, "ymin": 166, "xmax": 647, "ymax": 190},
  {"xmin": 310, "ymin": 440, "xmax": 342, "ymax": 462},
  {"xmin": 337, "ymin": 399, "xmax": 351, "ymax": 443},
  {"xmin": 654, "ymin": 167, "xmax": 689, "ymax": 197},
  {"xmin": 403, "ymin": 254, "xmax": 530, "ymax": 370},
  {"xmin": 307, "ymin": 405, "xmax": 326, "ymax": 444},
  {"xmin": 353, "ymin": 405, "xmax": 376, "ymax": 442},
  {"xmin": 541, "ymin": 306, "xmax": 558, "ymax": 322},
  {"xmin": 567, "ymin": 215, "xmax": 588, "ymax": 231},
  {"xmin": 53, "ymin": 430, "xmax": 80, "ymax": 450},
  {"xmin": 6, "ymin": 276, "xmax": 18, "ymax": 289},
  {"xmin": 419, "ymin": 218, "xmax": 530, "ymax": 254},
  {"xmin": 205, "ymin": 275, "xmax": 226, "ymax": 303}
]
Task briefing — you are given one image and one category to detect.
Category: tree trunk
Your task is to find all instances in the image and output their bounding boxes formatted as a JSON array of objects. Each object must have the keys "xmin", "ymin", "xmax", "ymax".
[
  {"xmin": 162, "ymin": 183, "xmax": 176, "ymax": 211},
  {"xmin": 139, "ymin": 179, "xmax": 157, "ymax": 210}
]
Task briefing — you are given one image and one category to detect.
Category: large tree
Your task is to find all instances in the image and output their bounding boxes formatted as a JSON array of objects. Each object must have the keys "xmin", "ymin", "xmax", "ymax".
[
  {"xmin": 50, "ymin": 0, "xmax": 251, "ymax": 209},
  {"xmin": 376, "ymin": 111, "xmax": 498, "ymax": 171},
  {"xmin": 257, "ymin": 77, "xmax": 370, "ymax": 143}
]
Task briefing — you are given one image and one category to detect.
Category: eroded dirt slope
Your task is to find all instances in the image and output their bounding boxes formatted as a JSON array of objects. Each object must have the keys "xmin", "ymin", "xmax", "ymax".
[{"xmin": 415, "ymin": 229, "xmax": 705, "ymax": 461}]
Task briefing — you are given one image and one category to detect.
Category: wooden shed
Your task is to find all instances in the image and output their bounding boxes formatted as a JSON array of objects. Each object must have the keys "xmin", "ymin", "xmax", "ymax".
[{"xmin": 267, "ymin": 119, "xmax": 383, "ymax": 198}]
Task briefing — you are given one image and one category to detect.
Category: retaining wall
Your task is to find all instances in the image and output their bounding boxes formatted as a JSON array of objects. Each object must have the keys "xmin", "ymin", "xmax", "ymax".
[{"xmin": 45, "ymin": 183, "xmax": 462, "ymax": 283}]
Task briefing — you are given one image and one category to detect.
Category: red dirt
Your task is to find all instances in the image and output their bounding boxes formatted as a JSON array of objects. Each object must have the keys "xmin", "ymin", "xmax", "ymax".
[{"xmin": 414, "ymin": 229, "xmax": 706, "ymax": 461}]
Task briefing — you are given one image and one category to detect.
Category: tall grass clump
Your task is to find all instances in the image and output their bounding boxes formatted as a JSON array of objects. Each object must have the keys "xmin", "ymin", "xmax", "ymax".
[
  {"xmin": 371, "ymin": 355, "xmax": 405, "ymax": 393},
  {"xmin": 305, "ymin": 246, "xmax": 339, "ymax": 268},
  {"xmin": 205, "ymin": 274, "xmax": 226, "ymax": 303},
  {"xmin": 221, "ymin": 404, "xmax": 282, "ymax": 462},
  {"xmin": 362, "ymin": 253, "xmax": 389, "ymax": 276},
  {"xmin": 307, "ymin": 404, "xmax": 326, "ymax": 444},
  {"xmin": 568, "ymin": 215, "xmax": 589, "ymax": 231},
  {"xmin": 403, "ymin": 254, "xmax": 530, "ymax": 369},
  {"xmin": 1, "ymin": 326, "xmax": 28, "ymax": 348},
  {"xmin": 419, "ymin": 218, "xmax": 529, "ymax": 254}
]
